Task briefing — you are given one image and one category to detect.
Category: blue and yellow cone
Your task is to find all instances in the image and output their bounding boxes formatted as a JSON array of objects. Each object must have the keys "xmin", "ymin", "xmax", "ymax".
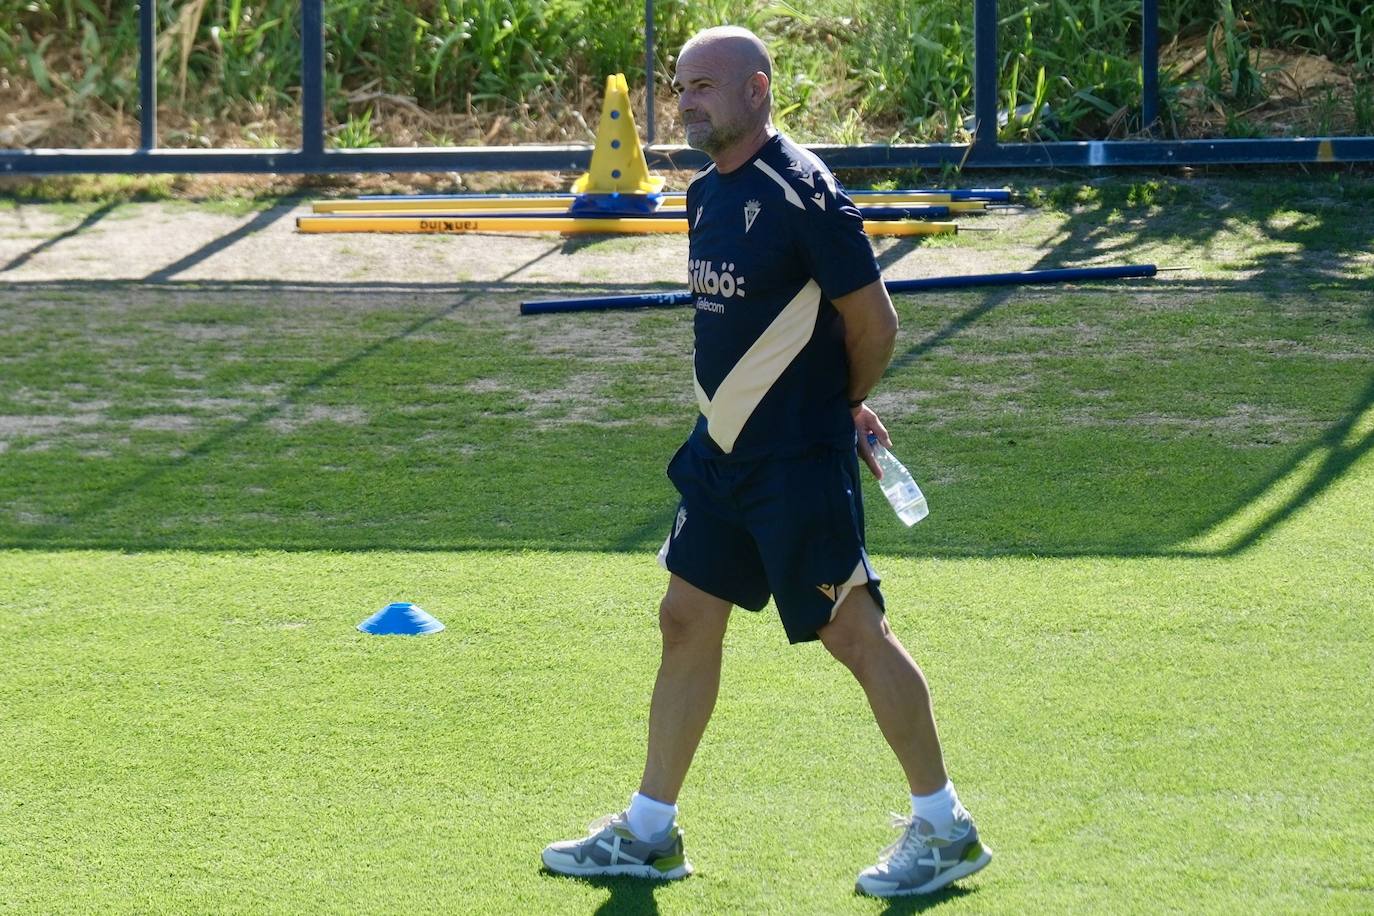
[{"xmin": 571, "ymin": 73, "xmax": 665, "ymax": 215}]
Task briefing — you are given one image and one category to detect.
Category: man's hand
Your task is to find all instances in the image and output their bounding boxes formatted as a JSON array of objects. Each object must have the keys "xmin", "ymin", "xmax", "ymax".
[{"xmin": 851, "ymin": 403, "xmax": 891, "ymax": 479}]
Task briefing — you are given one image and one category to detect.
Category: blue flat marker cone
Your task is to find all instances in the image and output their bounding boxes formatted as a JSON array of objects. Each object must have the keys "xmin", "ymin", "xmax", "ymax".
[{"xmin": 357, "ymin": 602, "xmax": 445, "ymax": 635}]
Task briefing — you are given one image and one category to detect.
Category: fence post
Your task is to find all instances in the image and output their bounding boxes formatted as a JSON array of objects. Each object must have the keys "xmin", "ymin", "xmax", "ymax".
[
  {"xmin": 1141, "ymin": 0, "xmax": 1160, "ymax": 132},
  {"xmin": 973, "ymin": 0, "xmax": 998, "ymax": 152},
  {"xmin": 138, "ymin": 0, "xmax": 156, "ymax": 150},
  {"xmin": 301, "ymin": 0, "xmax": 325, "ymax": 157},
  {"xmin": 645, "ymin": 0, "xmax": 656, "ymax": 144}
]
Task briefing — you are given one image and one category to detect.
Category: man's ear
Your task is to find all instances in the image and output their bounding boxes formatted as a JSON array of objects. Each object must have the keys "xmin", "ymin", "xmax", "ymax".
[{"xmin": 747, "ymin": 72, "xmax": 770, "ymax": 109}]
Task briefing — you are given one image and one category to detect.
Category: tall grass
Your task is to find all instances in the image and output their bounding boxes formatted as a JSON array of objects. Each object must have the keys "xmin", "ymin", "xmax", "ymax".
[
  {"xmin": 1, "ymin": 0, "xmax": 1371, "ymax": 143},
  {"xmin": 1243, "ymin": 0, "xmax": 1374, "ymax": 73}
]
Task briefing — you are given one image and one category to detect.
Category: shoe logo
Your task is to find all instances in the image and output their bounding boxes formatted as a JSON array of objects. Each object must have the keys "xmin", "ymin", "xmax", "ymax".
[
  {"xmin": 674, "ymin": 506, "xmax": 687, "ymax": 538},
  {"xmin": 811, "ymin": 192, "xmax": 826, "ymax": 211},
  {"xmin": 743, "ymin": 199, "xmax": 761, "ymax": 233},
  {"xmin": 693, "ymin": 206, "xmax": 704, "ymax": 229},
  {"xmin": 816, "ymin": 583, "xmax": 838, "ymax": 602}
]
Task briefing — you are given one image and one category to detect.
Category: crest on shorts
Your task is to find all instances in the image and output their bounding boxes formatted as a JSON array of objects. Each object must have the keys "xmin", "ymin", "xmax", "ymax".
[
  {"xmin": 674, "ymin": 506, "xmax": 688, "ymax": 538},
  {"xmin": 816, "ymin": 583, "xmax": 839, "ymax": 602},
  {"xmin": 743, "ymin": 199, "xmax": 761, "ymax": 233}
]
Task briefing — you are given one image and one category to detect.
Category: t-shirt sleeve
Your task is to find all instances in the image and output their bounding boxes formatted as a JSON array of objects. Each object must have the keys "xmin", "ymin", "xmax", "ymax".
[{"xmin": 793, "ymin": 180, "xmax": 882, "ymax": 301}]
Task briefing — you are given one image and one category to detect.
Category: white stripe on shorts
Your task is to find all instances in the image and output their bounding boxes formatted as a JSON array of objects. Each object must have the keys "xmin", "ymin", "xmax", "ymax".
[{"xmin": 830, "ymin": 550, "xmax": 878, "ymax": 621}]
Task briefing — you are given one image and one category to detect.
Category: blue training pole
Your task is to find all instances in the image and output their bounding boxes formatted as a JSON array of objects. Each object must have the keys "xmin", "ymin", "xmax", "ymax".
[
  {"xmin": 887, "ymin": 264, "xmax": 1156, "ymax": 292},
  {"xmin": 519, "ymin": 265, "xmax": 1157, "ymax": 315},
  {"xmin": 356, "ymin": 188, "xmax": 1011, "ymax": 203}
]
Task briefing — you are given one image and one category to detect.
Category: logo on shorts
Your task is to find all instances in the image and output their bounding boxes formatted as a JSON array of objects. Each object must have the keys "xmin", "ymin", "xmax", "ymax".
[
  {"xmin": 816, "ymin": 583, "xmax": 839, "ymax": 602},
  {"xmin": 743, "ymin": 199, "xmax": 761, "ymax": 233},
  {"xmin": 674, "ymin": 506, "xmax": 687, "ymax": 539}
]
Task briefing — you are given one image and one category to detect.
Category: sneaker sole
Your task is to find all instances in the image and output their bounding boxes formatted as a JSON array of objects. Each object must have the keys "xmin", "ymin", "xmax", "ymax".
[
  {"xmin": 855, "ymin": 844, "xmax": 992, "ymax": 898},
  {"xmin": 541, "ymin": 851, "xmax": 693, "ymax": 881}
]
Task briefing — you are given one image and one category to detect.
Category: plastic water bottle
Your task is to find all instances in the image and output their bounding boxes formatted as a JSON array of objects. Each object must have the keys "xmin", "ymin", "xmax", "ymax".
[{"xmin": 866, "ymin": 433, "xmax": 929, "ymax": 526}]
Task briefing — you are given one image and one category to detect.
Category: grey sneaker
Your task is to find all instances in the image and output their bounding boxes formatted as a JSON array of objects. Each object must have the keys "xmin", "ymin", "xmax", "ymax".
[
  {"xmin": 855, "ymin": 812, "xmax": 992, "ymax": 897},
  {"xmin": 542, "ymin": 812, "xmax": 693, "ymax": 880}
]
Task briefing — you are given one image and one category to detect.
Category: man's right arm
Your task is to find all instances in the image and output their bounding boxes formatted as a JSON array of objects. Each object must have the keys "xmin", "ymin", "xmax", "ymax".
[{"xmin": 832, "ymin": 278, "xmax": 898, "ymax": 479}]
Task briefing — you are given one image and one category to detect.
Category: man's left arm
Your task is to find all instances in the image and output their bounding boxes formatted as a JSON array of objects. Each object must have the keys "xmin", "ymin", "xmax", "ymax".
[{"xmin": 832, "ymin": 278, "xmax": 899, "ymax": 479}]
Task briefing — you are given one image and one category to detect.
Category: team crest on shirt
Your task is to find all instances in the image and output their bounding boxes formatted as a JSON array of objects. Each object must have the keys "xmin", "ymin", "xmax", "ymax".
[
  {"xmin": 694, "ymin": 206, "xmax": 704, "ymax": 229},
  {"xmin": 743, "ymin": 199, "xmax": 761, "ymax": 233}
]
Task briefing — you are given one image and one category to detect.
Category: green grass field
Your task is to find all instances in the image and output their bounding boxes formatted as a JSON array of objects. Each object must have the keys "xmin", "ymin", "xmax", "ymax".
[{"xmin": 2, "ymin": 175, "xmax": 1373, "ymax": 913}]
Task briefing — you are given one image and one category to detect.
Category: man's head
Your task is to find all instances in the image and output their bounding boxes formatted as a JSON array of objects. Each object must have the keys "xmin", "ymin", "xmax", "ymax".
[{"xmin": 673, "ymin": 26, "xmax": 773, "ymax": 162}]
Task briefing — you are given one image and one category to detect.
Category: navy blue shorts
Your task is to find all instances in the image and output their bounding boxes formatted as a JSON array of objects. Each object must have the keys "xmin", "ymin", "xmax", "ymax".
[{"xmin": 658, "ymin": 442, "xmax": 884, "ymax": 644}]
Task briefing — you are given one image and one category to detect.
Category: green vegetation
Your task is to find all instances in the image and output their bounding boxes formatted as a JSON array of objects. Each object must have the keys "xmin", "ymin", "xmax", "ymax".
[
  {"xmin": 1, "ymin": 175, "xmax": 1373, "ymax": 912},
  {"xmin": 2, "ymin": 0, "xmax": 1372, "ymax": 146}
]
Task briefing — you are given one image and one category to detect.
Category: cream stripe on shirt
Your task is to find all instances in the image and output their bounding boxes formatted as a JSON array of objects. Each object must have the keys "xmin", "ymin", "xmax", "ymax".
[{"xmin": 693, "ymin": 279, "xmax": 822, "ymax": 453}]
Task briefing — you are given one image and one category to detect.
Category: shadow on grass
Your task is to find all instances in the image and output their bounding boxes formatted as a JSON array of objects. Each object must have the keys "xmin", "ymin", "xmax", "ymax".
[
  {"xmin": 539, "ymin": 870, "xmax": 663, "ymax": 915},
  {"xmin": 1, "ymin": 276, "xmax": 698, "ymax": 295},
  {"xmin": 1, "ymin": 201, "xmax": 118, "ymax": 273},
  {"xmin": 1179, "ymin": 370, "xmax": 1374, "ymax": 556},
  {"xmin": 1, "ymin": 176, "xmax": 1372, "ymax": 559},
  {"xmin": 143, "ymin": 194, "xmax": 301, "ymax": 282},
  {"xmin": 868, "ymin": 883, "xmax": 977, "ymax": 913},
  {"xmin": 5, "ymin": 241, "xmax": 564, "ymax": 551}
]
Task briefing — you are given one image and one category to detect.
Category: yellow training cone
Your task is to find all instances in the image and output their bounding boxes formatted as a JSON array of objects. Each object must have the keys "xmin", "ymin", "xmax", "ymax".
[{"xmin": 571, "ymin": 73, "xmax": 665, "ymax": 196}]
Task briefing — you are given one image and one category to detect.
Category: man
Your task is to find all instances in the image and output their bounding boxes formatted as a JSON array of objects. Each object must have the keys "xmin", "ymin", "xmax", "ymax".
[{"xmin": 542, "ymin": 26, "xmax": 991, "ymax": 898}]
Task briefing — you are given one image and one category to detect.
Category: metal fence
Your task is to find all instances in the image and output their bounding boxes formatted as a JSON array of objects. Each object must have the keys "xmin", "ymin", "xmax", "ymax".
[{"xmin": 2, "ymin": 0, "xmax": 1372, "ymax": 176}]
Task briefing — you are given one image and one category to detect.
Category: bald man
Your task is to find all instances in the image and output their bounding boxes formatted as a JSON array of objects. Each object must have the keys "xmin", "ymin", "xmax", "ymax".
[{"xmin": 542, "ymin": 27, "xmax": 991, "ymax": 898}]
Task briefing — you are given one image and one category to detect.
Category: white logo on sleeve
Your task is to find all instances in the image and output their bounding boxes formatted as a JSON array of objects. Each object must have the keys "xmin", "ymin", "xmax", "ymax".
[
  {"xmin": 674, "ymin": 506, "xmax": 687, "ymax": 538},
  {"xmin": 743, "ymin": 199, "xmax": 761, "ymax": 232},
  {"xmin": 694, "ymin": 206, "xmax": 704, "ymax": 228}
]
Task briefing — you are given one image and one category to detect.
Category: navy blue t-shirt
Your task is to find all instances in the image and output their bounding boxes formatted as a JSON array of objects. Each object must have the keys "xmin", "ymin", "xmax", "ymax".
[{"xmin": 684, "ymin": 133, "xmax": 881, "ymax": 459}]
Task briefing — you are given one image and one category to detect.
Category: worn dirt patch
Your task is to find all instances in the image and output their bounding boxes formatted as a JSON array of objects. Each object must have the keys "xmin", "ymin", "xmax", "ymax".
[
  {"xmin": 0, "ymin": 411, "xmax": 106, "ymax": 439},
  {"xmin": 1063, "ymin": 403, "xmax": 1325, "ymax": 445},
  {"xmin": 4, "ymin": 193, "xmax": 1369, "ymax": 449},
  {"xmin": 129, "ymin": 415, "xmax": 204, "ymax": 432},
  {"xmin": 264, "ymin": 405, "xmax": 369, "ymax": 434}
]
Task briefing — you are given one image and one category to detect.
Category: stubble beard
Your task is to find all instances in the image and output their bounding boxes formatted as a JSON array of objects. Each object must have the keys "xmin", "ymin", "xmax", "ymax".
[{"xmin": 686, "ymin": 117, "xmax": 747, "ymax": 157}]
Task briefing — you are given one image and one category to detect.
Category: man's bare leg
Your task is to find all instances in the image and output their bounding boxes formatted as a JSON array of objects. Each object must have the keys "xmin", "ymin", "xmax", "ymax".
[
  {"xmin": 638, "ymin": 574, "xmax": 733, "ymax": 804},
  {"xmin": 821, "ymin": 587, "xmax": 993, "ymax": 897},
  {"xmin": 817, "ymin": 587, "xmax": 948, "ymax": 795},
  {"xmin": 540, "ymin": 574, "xmax": 726, "ymax": 879}
]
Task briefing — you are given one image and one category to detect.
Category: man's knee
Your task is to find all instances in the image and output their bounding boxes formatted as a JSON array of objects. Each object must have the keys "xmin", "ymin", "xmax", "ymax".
[
  {"xmin": 658, "ymin": 578, "xmax": 730, "ymax": 650},
  {"xmin": 818, "ymin": 588, "xmax": 891, "ymax": 672}
]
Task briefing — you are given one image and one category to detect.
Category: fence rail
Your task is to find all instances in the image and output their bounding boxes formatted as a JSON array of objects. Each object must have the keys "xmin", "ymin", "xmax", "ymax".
[{"xmin": 2, "ymin": 0, "xmax": 1372, "ymax": 176}]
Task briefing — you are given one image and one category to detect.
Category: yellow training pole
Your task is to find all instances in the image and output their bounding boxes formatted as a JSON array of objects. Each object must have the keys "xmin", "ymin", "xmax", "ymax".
[
  {"xmin": 312, "ymin": 199, "xmax": 987, "ymax": 217},
  {"xmin": 314, "ymin": 197, "xmax": 598, "ymax": 213},
  {"xmin": 295, "ymin": 215, "xmax": 959, "ymax": 236},
  {"xmin": 310, "ymin": 193, "xmax": 986, "ymax": 215},
  {"xmin": 296, "ymin": 216, "xmax": 689, "ymax": 234},
  {"xmin": 865, "ymin": 221, "xmax": 958, "ymax": 236}
]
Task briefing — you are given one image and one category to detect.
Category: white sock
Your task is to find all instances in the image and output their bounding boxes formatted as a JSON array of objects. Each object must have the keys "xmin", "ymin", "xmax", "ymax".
[
  {"xmin": 626, "ymin": 791, "xmax": 677, "ymax": 841},
  {"xmin": 911, "ymin": 780, "xmax": 966, "ymax": 837}
]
